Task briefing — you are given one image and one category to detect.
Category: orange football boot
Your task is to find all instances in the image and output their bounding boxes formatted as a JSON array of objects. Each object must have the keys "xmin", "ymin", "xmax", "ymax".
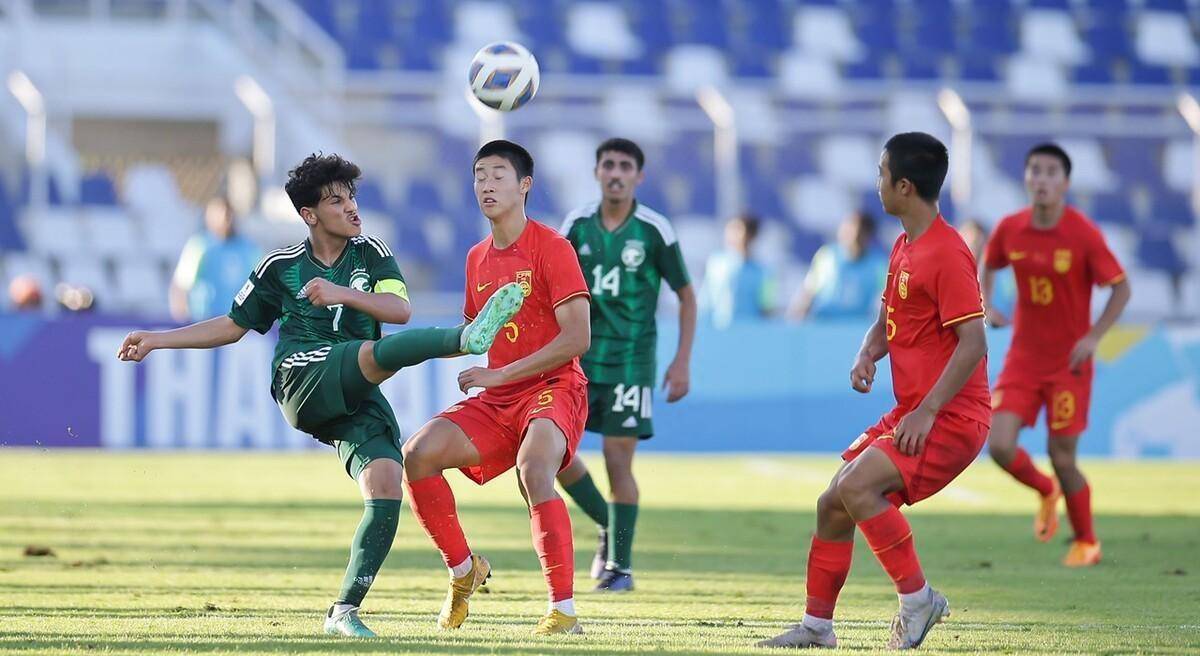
[
  {"xmin": 1034, "ymin": 479, "xmax": 1062, "ymax": 543},
  {"xmin": 1062, "ymin": 540, "xmax": 1102, "ymax": 568}
]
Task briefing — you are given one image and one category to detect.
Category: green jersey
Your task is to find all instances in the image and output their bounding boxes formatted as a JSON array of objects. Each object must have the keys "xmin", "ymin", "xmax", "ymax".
[
  {"xmin": 559, "ymin": 201, "xmax": 690, "ymax": 385},
  {"xmin": 228, "ymin": 235, "xmax": 406, "ymax": 383}
]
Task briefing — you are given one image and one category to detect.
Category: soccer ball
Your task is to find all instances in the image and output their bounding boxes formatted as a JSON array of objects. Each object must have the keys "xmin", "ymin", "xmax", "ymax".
[{"xmin": 468, "ymin": 42, "xmax": 540, "ymax": 112}]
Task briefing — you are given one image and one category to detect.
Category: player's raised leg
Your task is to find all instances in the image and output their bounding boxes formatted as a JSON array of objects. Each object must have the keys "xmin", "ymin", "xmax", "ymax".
[
  {"xmin": 838, "ymin": 448, "xmax": 949, "ymax": 650},
  {"xmin": 401, "ymin": 419, "xmax": 490, "ymax": 629},
  {"xmin": 324, "ymin": 457, "xmax": 404, "ymax": 638},
  {"xmin": 595, "ymin": 435, "xmax": 639, "ymax": 591},
  {"xmin": 988, "ymin": 410, "xmax": 1061, "ymax": 542},
  {"xmin": 1049, "ymin": 435, "xmax": 1101, "ymax": 567},
  {"xmin": 519, "ymin": 418, "xmax": 583, "ymax": 635},
  {"xmin": 556, "ymin": 456, "xmax": 610, "ymax": 579},
  {"xmin": 756, "ymin": 466, "xmax": 854, "ymax": 649}
]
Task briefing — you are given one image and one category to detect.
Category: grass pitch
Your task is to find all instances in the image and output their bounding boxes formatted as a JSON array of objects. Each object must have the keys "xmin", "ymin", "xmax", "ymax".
[{"xmin": 1, "ymin": 450, "xmax": 1198, "ymax": 655}]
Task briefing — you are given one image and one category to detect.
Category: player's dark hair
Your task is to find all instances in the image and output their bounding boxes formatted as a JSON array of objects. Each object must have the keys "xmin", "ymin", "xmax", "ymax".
[
  {"xmin": 596, "ymin": 137, "xmax": 645, "ymax": 171},
  {"xmin": 1025, "ymin": 142, "xmax": 1072, "ymax": 178},
  {"xmin": 883, "ymin": 132, "xmax": 948, "ymax": 203},
  {"xmin": 733, "ymin": 212, "xmax": 761, "ymax": 241},
  {"xmin": 473, "ymin": 139, "xmax": 534, "ymax": 180},
  {"xmin": 284, "ymin": 153, "xmax": 360, "ymax": 213}
]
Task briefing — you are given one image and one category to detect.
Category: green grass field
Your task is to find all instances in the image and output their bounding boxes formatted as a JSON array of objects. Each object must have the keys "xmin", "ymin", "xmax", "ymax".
[{"xmin": 1, "ymin": 450, "xmax": 1198, "ymax": 655}]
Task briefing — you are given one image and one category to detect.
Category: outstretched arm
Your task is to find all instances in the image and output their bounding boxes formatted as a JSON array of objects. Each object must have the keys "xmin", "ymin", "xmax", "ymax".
[
  {"xmin": 457, "ymin": 296, "xmax": 590, "ymax": 392},
  {"xmin": 117, "ymin": 315, "xmax": 248, "ymax": 362}
]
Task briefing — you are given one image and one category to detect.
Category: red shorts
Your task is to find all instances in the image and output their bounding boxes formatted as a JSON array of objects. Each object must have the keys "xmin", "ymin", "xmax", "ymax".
[
  {"xmin": 438, "ymin": 379, "xmax": 587, "ymax": 485},
  {"xmin": 842, "ymin": 409, "xmax": 988, "ymax": 506},
  {"xmin": 994, "ymin": 366, "xmax": 1092, "ymax": 437}
]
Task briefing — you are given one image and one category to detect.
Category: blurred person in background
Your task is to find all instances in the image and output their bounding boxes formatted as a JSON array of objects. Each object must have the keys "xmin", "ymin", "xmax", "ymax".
[
  {"xmin": 788, "ymin": 210, "xmax": 887, "ymax": 321},
  {"xmin": 700, "ymin": 212, "xmax": 774, "ymax": 328},
  {"xmin": 169, "ymin": 195, "xmax": 261, "ymax": 322},
  {"xmin": 959, "ymin": 218, "xmax": 1016, "ymax": 319}
]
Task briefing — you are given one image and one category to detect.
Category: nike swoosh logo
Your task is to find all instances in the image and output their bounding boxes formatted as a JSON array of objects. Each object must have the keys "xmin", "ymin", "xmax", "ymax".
[
  {"xmin": 529, "ymin": 406, "xmax": 552, "ymax": 414},
  {"xmin": 476, "ymin": 281, "xmax": 493, "ymax": 292},
  {"xmin": 1009, "ymin": 251, "xmax": 1027, "ymax": 260}
]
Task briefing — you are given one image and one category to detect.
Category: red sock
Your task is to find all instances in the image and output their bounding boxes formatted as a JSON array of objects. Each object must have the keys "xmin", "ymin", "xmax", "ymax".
[
  {"xmin": 858, "ymin": 507, "xmax": 926, "ymax": 594},
  {"xmin": 1065, "ymin": 484, "xmax": 1096, "ymax": 544},
  {"xmin": 530, "ymin": 498, "xmax": 574, "ymax": 602},
  {"xmin": 405, "ymin": 475, "xmax": 471, "ymax": 569},
  {"xmin": 1002, "ymin": 448, "xmax": 1056, "ymax": 497},
  {"xmin": 804, "ymin": 537, "xmax": 853, "ymax": 619}
]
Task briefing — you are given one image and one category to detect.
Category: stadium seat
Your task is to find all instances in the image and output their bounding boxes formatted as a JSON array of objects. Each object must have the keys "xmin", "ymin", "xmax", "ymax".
[
  {"xmin": 818, "ymin": 134, "xmax": 878, "ymax": 189},
  {"xmin": 454, "ymin": 1, "xmax": 524, "ymax": 47},
  {"xmin": 21, "ymin": 209, "xmax": 85, "ymax": 258},
  {"xmin": 1138, "ymin": 232, "xmax": 1188, "ymax": 274},
  {"xmin": 0, "ymin": 182, "xmax": 24, "ymax": 251},
  {"xmin": 789, "ymin": 176, "xmax": 856, "ymax": 234},
  {"xmin": 742, "ymin": 0, "xmax": 789, "ymax": 51},
  {"xmin": 1091, "ymin": 191, "xmax": 1138, "ymax": 226},
  {"xmin": 1151, "ymin": 190, "xmax": 1195, "ymax": 228},
  {"xmin": 59, "ymin": 256, "xmax": 112, "ymax": 301},
  {"xmin": 1006, "ymin": 54, "xmax": 1068, "ymax": 100},
  {"xmin": 113, "ymin": 259, "xmax": 168, "ymax": 313},
  {"xmin": 1163, "ymin": 140, "xmax": 1192, "ymax": 192},
  {"xmin": 778, "ymin": 53, "xmax": 842, "ymax": 97},
  {"xmin": 1106, "ymin": 138, "xmax": 1164, "ymax": 186},
  {"xmin": 1135, "ymin": 10, "xmax": 1200, "ymax": 68},
  {"xmin": 405, "ymin": 179, "xmax": 444, "ymax": 213},
  {"xmin": 1054, "ymin": 138, "xmax": 1116, "ymax": 192},
  {"xmin": 603, "ymin": 88, "xmax": 667, "ymax": 143},
  {"xmin": 354, "ymin": 178, "xmax": 388, "ymax": 213},
  {"xmin": 565, "ymin": 2, "xmax": 642, "ymax": 61},
  {"xmin": 663, "ymin": 45, "xmax": 729, "ymax": 93},
  {"xmin": 794, "ymin": 6, "xmax": 864, "ymax": 63},
  {"xmin": 672, "ymin": 0, "xmax": 729, "ymax": 49},
  {"xmin": 80, "ymin": 172, "xmax": 118, "ymax": 206},
  {"xmin": 1020, "ymin": 9, "xmax": 1089, "ymax": 66},
  {"xmin": 82, "ymin": 209, "xmax": 139, "ymax": 259}
]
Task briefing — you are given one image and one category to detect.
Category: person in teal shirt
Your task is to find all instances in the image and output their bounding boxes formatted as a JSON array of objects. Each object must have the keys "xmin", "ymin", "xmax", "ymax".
[
  {"xmin": 700, "ymin": 213, "xmax": 775, "ymax": 328},
  {"xmin": 170, "ymin": 196, "xmax": 262, "ymax": 321},
  {"xmin": 789, "ymin": 210, "xmax": 887, "ymax": 321}
]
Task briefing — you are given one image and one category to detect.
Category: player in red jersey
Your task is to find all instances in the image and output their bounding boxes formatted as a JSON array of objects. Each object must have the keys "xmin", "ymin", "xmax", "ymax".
[
  {"xmin": 401, "ymin": 140, "xmax": 591, "ymax": 635},
  {"xmin": 982, "ymin": 143, "xmax": 1131, "ymax": 568},
  {"xmin": 758, "ymin": 133, "xmax": 989, "ymax": 650}
]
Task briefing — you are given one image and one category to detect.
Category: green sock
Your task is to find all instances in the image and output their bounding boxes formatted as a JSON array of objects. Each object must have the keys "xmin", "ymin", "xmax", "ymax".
[
  {"xmin": 562, "ymin": 472, "xmax": 609, "ymax": 527},
  {"xmin": 608, "ymin": 502, "xmax": 639, "ymax": 571},
  {"xmin": 372, "ymin": 327, "xmax": 462, "ymax": 371},
  {"xmin": 336, "ymin": 499, "xmax": 401, "ymax": 607}
]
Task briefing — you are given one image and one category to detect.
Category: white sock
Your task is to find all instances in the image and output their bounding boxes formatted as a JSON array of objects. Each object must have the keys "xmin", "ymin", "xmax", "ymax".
[
  {"xmin": 801, "ymin": 614, "xmax": 833, "ymax": 634},
  {"xmin": 450, "ymin": 555, "xmax": 473, "ymax": 579},
  {"xmin": 550, "ymin": 598, "xmax": 576, "ymax": 616},
  {"xmin": 899, "ymin": 583, "xmax": 931, "ymax": 613},
  {"xmin": 331, "ymin": 603, "xmax": 357, "ymax": 617}
]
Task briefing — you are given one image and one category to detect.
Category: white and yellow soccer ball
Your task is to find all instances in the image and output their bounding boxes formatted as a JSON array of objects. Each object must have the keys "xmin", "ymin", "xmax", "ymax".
[{"xmin": 468, "ymin": 41, "xmax": 540, "ymax": 111}]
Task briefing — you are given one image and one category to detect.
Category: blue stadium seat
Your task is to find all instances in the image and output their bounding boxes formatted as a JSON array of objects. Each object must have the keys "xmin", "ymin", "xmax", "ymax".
[
  {"xmin": 686, "ymin": 177, "xmax": 718, "ymax": 216},
  {"xmin": 406, "ymin": 179, "xmax": 443, "ymax": 213},
  {"xmin": 742, "ymin": 0, "xmax": 789, "ymax": 50},
  {"xmin": 301, "ymin": 0, "xmax": 336, "ymax": 35},
  {"xmin": 619, "ymin": 56, "xmax": 660, "ymax": 76},
  {"xmin": 843, "ymin": 57, "xmax": 886, "ymax": 80},
  {"xmin": 775, "ymin": 135, "xmax": 819, "ymax": 177},
  {"xmin": 1129, "ymin": 62, "xmax": 1172, "ymax": 85},
  {"xmin": 673, "ymin": 0, "xmax": 729, "ymax": 48},
  {"xmin": 80, "ymin": 172, "xmax": 118, "ymax": 206},
  {"xmin": 354, "ymin": 178, "xmax": 387, "ymax": 212},
  {"xmin": 1090, "ymin": 191, "xmax": 1137, "ymax": 226},
  {"xmin": 900, "ymin": 52, "xmax": 942, "ymax": 80},
  {"xmin": 0, "ymin": 180, "xmax": 24, "ymax": 250},
  {"xmin": 344, "ymin": 40, "xmax": 381, "ymax": 70},
  {"xmin": 1074, "ymin": 59, "xmax": 1118, "ymax": 84},
  {"xmin": 517, "ymin": 2, "xmax": 565, "ymax": 50},
  {"xmin": 1106, "ymin": 138, "xmax": 1163, "ymax": 185},
  {"xmin": 958, "ymin": 51, "xmax": 998, "ymax": 81},
  {"xmin": 1084, "ymin": 21, "xmax": 1132, "ymax": 61},
  {"xmin": 729, "ymin": 45, "xmax": 773, "ymax": 78},
  {"xmin": 412, "ymin": 1, "xmax": 452, "ymax": 42},
  {"xmin": 565, "ymin": 51, "xmax": 605, "ymax": 75},
  {"xmin": 1027, "ymin": 0, "xmax": 1071, "ymax": 8},
  {"xmin": 1151, "ymin": 190, "xmax": 1195, "ymax": 228},
  {"xmin": 636, "ymin": 177, "xmax": 671, "ymax": 216},
  {"xmin": 624, "ymin": 0, "xmax": 672, "ymax": 53},
  {"xmin": 913, "ymin": 0, "xmax": 955, "ymax": 53},
  {"xmin": 399, "ymin": 38, "xmax": 437, "ymax": 70},
  {"xmin": 20, "ymin": 170, "xmax": 64, "ymax": 206},
  {"xmin": 1145, "ymin": 0, "xmax": 1189, "ymax": 11},
  {"xmin": 1138, "ymin": 233, "xmax": 1187, "ymax": 274},
  {"xmin": 965, "ymin": 3, "xmax": 1017, "ymax": 54},
  {"xmin": 355, "ymin": 0, "xmax": 394, "ymax": 42}
]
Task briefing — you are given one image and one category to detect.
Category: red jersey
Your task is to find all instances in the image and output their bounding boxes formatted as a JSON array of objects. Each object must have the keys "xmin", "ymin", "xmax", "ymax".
[
  {"xmin": 883, "ymin": 216, "xmax": 991, "ymax": 426},
  {"xmin": 464, "ymin": 218, "xmax": 590, "ymax": 402},
  {"xmin": 984, "ymin": 206, "xmax": 1125, "ymax": 379}
]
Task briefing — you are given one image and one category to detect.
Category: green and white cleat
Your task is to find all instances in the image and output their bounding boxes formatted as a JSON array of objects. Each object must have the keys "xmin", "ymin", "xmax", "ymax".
[
  {"xmin": 460, "ymin": 282, "xmax": 525, "ymax": 355},
  {"xmin": 324, "ymin": 605, "xmax": 377, "ymax": 638}
]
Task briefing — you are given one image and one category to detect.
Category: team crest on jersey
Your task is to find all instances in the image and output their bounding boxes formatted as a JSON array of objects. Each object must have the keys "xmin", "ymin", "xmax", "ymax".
[
  {"xmin": 621, "ymin": 240, "xmax": 646, "ymax": 270},
  {"xmin": 515, "ymin": 269, "xmax": 533, "ymax": 297},
  {"xmin": 1054, "ymin": 249, "xmax": 1072, "ymax": 274},
  {"xmin": 578, "ymin": 243, "xmax": 592, "ymax": 256},
  {"xmin": 349, "ymin": 268, "xmax": 371, "ymax": 293},
  {"xmin": 897, "ymin": 271, "xmax": 910, "ymax": 300}
]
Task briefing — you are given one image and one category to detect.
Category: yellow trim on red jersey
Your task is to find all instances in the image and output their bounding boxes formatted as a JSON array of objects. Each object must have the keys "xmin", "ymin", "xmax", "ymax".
[
  {"xmin": 1099, "ymin": 272, "xmax": 1126, "ymax": 287},
  {"xmin": 551, "ymin": 290, "xmax": 590, "ymax": 309},
  {"xmin": 941, "ymin": 310, "xmax": 986, "ymax": 328}
]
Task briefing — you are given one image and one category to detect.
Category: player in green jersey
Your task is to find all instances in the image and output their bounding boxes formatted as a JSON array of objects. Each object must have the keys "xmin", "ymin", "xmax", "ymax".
[
  {"xmin": 116, "ymin": 154, "xmax": 525, "ymax": 638},
  {"xmin": 556, "ymin": 138, "xmax": 697, "ymax": 592}
]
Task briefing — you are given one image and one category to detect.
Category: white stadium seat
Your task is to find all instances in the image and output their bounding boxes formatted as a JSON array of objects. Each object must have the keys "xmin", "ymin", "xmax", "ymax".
[
  {"xmin": 567, "ymin": 3, "xmax": 642, "ymax": 60},
  {"xmin": 1021, "ymin": 10, "xmax": 1089, "ymax": 66},
  {"xmin": 1163, "ymin": 140, "xmax": 1193, "ymax": 193},
  {"xmin": 21, "ymin": 209, "xmax": 85, "ymax": 258},
  {"xmin": 604, "ymin": 87, "xmax": 667, "ymax": 144},
  {"xmin": 663, "ymin": 45, "xmax": 729, "ymax": 94},
  {"xmin": 83, "ymin": 208, "xmax": 140, "ymax": 258},
  {"xmin": 1054, "ymin": 138, "xmax": 1115, "ymax": 192},
  {"xmin": 788, "ymin": 176, "xmax": 856, "ymax": 234},
  {"xmin": 1006, "ymin": 53, "xmax": 1067, "ymax": 101},
  {"xmin": 1136, "ymin": 11, "xmax": 1200, "ymax": 67},
  {"xmin": 59, "ymin": 256, "xmax": 111, "ymax": 304},
  {"xmin": 777, "ymin": 52, "xmax": 841, "ymax": 99},
  {"xmin": 455, "ymin": 1, "xmax": 523, "ymax": 46},
  {"xmin": 113, "ymin": 259, "xmax": 169, "ymax": 315},
  {"xmin": 818, "ymin": 135, "xmax": 878, "ymax": 189},
  {"xmin": 794, "ymin": 6, "xmax": 864, "ymax": 63}
]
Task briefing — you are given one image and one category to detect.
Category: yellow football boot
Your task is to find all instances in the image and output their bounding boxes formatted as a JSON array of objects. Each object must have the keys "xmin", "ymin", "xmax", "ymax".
[
  {"xmin": 438, "ymin": 554, "xmax": 490, "ymax": 629},
  {"xmin": 1062, "ymin": 540, "xmax": 1102, "ymax": 568},
  {"xmin": 533, "ymin": 609, "xmax": 583, "ymax": 635}
]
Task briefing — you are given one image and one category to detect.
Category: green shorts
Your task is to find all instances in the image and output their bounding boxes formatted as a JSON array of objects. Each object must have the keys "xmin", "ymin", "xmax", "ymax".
[
  {"xmin": 273, "ymin": 340, "xmax": 404, "ymax": 480},
  {"xmin": 586, "ymin": 381, "xmax": 654, "ymax": 439}
]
